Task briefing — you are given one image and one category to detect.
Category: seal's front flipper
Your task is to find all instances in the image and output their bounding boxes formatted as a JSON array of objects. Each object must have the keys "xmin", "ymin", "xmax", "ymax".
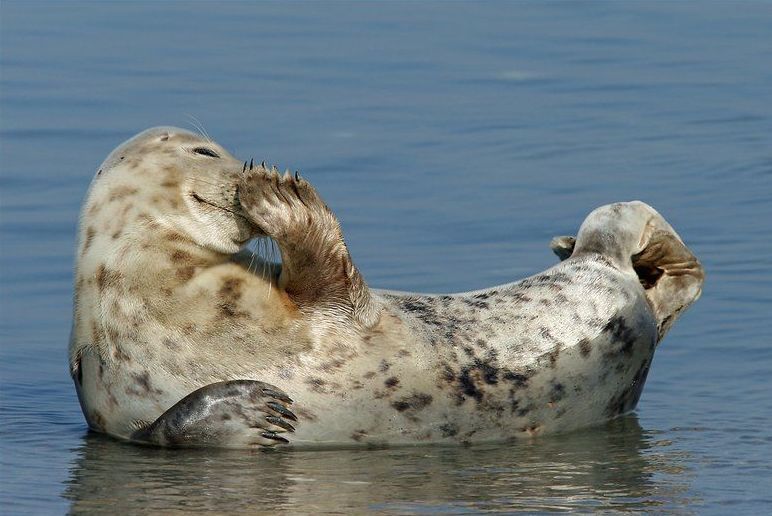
[
  {"xmin": 131, "ymin": 380, "xmax": 296, "ymax": 448},
  {"xmin": 239, "ymin": 166, "xmax": 379, "ymax": 328}
]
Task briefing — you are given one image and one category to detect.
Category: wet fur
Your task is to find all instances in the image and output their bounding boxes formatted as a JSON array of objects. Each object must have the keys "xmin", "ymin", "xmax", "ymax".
[{"xmin": 71, "ymin": 127, "xmax": 704, "ymax": 447}]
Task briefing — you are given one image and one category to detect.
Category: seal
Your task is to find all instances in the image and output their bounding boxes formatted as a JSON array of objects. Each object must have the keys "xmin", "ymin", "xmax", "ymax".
[{"xmin": 70, "ymin": 127, "xmax": 704, "ymax": 447}]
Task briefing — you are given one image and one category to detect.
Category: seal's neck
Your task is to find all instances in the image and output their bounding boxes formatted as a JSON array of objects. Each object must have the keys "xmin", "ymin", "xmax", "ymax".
[{"xmin": 75, "ymin": 212, "xmax": 235, "ymax": 320}]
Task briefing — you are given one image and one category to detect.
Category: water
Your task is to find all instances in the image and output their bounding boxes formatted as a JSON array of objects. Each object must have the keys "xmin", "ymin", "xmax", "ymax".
[{"xmin": 1, "ymin": 1, "xmax": 771, "ymax": 513}]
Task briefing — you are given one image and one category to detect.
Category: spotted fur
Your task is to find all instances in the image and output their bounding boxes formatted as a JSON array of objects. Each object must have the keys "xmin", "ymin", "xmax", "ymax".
[{"xmin": 71, "ymin": 127, "xmax": 704, "ymax": 448}]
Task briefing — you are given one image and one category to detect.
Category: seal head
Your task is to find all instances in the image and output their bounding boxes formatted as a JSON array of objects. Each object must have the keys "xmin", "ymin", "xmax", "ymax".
[{"xmin": 87, "ymin": 126, "xmax": 254, "ymax": 255}]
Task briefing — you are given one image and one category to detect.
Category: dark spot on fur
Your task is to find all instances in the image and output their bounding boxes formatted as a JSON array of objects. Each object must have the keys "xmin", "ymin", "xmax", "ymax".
[
  {"xmin": 546, "ymin": 345, "xmax": 561, "ymax": 368},
  {"xmin": 439, "ymin": 422, "xmax": 459, "ymax": 437},
  {"xmin": 392, "ymin": 392, "xmax": 433, "ymax": 412},
  {"xmin": 108, "ymin": 185, "xmax": 138, "ymax": 202},
  {"xmin": 465, "ymin": 298, "xmax": 490, "ymax": 309},
  {"xmin": 96, "ymin": 264, "xmax": 121, "ymax": 291},
  {"xmin": 385, "ymin": 376, "xmax": 400, "ymax": 388},
  {"xmin": 218, "ymin": 302, "xmax": 239, "ymax": 318},
  {"xmin": 606, "ymin": 360, "xmax": 651, "ymax": 417},
  {"xmin": 502, "ymin": 370, "xmax": 530, "ymax": 388},
  {"xmin": 509, "ymin": 292, "xmax": 532, "ymax": 303},
  {"xmin": 170, "ymin": 250, "xmax": 193, "ymax": 263},
  {"xmin": 306, "ymin": 377, "xmax": 327, "ymax": 393},
  {"xmin": 579, "ymin": 338, "xmax": 591, "ymax": 358},
  {"xmin": 549, "ymin": 382, "xmax": 566, "ymax": 403},
  {"xmin": 603, "ymin": 315, "xmax": 637, "ymax": 357},
  {"xmin": 320, "ymin": 358, "xmax": 347, "ymax": 372},
  {"xmin": 439, "ymin": 363, "xmax": 456, "ymax": 383},
  {"xmin": 112, "ymin": 346, "xmax": 131, "ymax": 362},
  {"xmin": 163, "ymin": 338, "xmax": 180, "ymax": 350},
  {"xmin": 458, "ymin": 368, "xmax": 483, "ymax": 402},
  {"xmin": 131, "ymin": 371, "xmax": 162, "ymax": 395},
  {"xmin": 466, "ymin": 353, "xmax": 501, "ymax": 387},
  {"xmin": 164, "ymin": 231, "xmax": 187, "ymax": 242},
  {"xmin": 363, "ymin": 371, "xmax": 376, "ymax": 379},
  {"xmin": 218, "ymin": 277, "xmax": 244, "ymax": 300},
  {"xmin": 90, "ymin": 410, "xmax": 106, "ymax": 431},
  {"xmin": 106, "ymin": 326, "xmax": 120, "ymax": 344},
  {"xmin": 378, "ymin": 359, "xmax": 391, "ymax": 373},
  {"xmin": 397, "ymin": 349, "xmax": 411, "ymax": 357},
  {"xmin": 351, "ymin": 429, "xmax": 367, "ymax": 442},
  {"xmin": 90, "ymin": 320, "xmax": 102, "ymax": 346},
  {"xmin": 176, "ymin": 266, "xmax": 195, "ymax": 281},
  {"xmin": 81, "ymin": 226, "xmax": 96, "ymax": 255},
  {"xmin": 473, "ymin": 290, "xmax": 497, "ymax": 300},
  {"xmin": 398, "ymin": 297, "xmax": 445, "ymax": 328}
]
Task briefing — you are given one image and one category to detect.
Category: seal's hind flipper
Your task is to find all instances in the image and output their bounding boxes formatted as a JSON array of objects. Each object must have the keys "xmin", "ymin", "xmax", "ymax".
[
  {"xmin": 632, "ymin": 228, "xmax": 704, "ymax": 340},
  {"xmin": 571, "ymin": 201, "xmax": 704, "ymax": 341},
  {"xmin": 131, "ymin": 380, "xmax": 296, "ymax": 448},
  {"xmin": 550, "ymin": 236, "xmax": 576, "ymax": 261}
]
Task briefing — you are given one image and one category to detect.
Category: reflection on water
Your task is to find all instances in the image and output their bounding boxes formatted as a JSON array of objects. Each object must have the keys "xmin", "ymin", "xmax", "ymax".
[{"xmin": 64, "ymin": 416, "xmax": 690, "ymax": 513}]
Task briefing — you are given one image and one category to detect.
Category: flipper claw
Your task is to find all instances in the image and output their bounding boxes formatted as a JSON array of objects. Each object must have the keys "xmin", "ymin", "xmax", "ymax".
[
  {"xmin": 261, "ymin": 431, "xmax": 289, "ymax": 443},
  {"xmin": 262, "ymin": 388, "xmax": 293, "ymax": 404},
  {"xmin": 266, "ymin": 401, "xmax": 298, "ymax": 422},
  {"xmin": 265, "ymin": 415, "xmax": 296, "ymax": 432}
]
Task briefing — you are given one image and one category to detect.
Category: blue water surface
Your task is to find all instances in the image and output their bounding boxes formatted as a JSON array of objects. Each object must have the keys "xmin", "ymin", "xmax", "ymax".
[{"xmin": 1, "ymin": 2, "xmax": 771, "ymax": 513}]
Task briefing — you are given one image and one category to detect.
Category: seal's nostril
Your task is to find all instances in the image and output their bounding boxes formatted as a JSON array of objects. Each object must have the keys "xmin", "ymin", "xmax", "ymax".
[{"xmin": 160, "ymin": 134, "xmax": 169, "ymax": 141}]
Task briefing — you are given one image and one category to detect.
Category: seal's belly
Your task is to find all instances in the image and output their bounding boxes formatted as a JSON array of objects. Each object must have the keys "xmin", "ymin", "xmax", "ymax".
[
  {"xmin": 286, "ymin": 266, "xmax": 658, "ymax": 445},
  {"xmin": 288, "ymin": 322, "xmax": 656, "ymax": 446}
]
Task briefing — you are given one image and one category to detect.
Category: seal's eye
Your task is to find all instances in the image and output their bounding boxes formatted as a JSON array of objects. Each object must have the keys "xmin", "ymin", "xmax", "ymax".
[{"xmin": 193, "ymin": 147, "xmax": 220, "ymax": 158}]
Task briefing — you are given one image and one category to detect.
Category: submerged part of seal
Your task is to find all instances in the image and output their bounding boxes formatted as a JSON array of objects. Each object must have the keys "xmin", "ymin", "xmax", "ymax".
[{"xmin": 70, "ymin": 127, "xmax": 703, "ymax": 448}]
